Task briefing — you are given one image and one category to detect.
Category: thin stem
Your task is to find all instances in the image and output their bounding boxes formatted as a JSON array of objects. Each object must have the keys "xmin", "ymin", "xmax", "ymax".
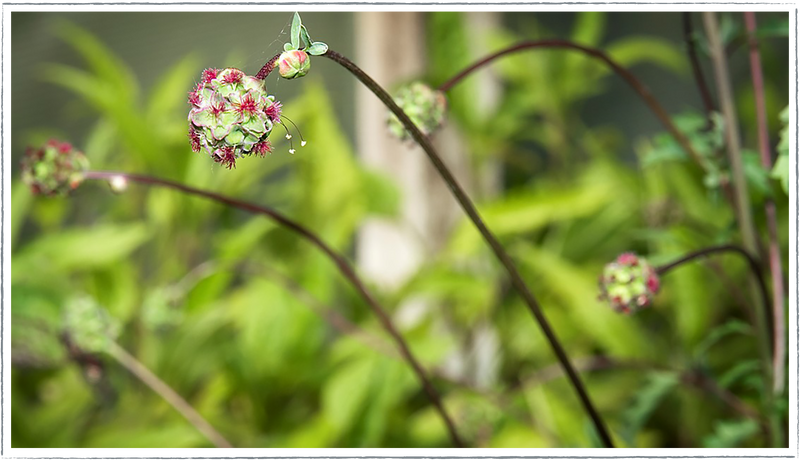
[
  {"xmin": 436, "ymin": 40, "xmax": 703, "ymax": 167},
  {"xmin": 702, "ymin": 13, "xmax": 761, "ymax": 264},
  {"xmin": 744, "ymin": 10, "xmax": 786, "ymax": 396},
  {"xmin": 84, "ymin": 170, "xmax": 465, "ymax": 448},
  {"xmin": 682, "ymin": 12, "xmax": 717, "ymax": 121},
  {"xmin": 701, "ymin": 16, "xmax": 780, "ymax": 447},
  {"xmin": 321, "ymin": 49, "xmax": 614, "ymax": 448},
  {"xmin": 105, "ymin": 341, "xmax": 233, "ymax": 448},
  {"xmin": 657, "ymin": 246, "xmax": 782, "ymax": 447},
  {"xmin": 255, "ymin": 53, "xmax": 282, "ymax": 80},
  {"xmin": 655, "ymin": 244, "xmax": 770, "ymax": 319}
]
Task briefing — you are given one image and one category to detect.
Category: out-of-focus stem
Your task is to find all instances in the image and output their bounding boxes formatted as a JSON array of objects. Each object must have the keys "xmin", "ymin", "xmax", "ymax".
[
  {"xmin": 106, "ymin": 341, "xmax": 233, "ymax": 448},
  {"xmin": 701, "ymin": 13, "xmax": 761, "ymax": 265},
  {"xmin": 656, "ymin": 244, "xmax": 770, "ymax": 320},
  {"xmin": 744, "ymin": 10, "xmax": 786, "ymax": 396},
  {"xmin": 682, "ymin": 12, "xmax": 717, "ymax": 120},
  {"xmin": 84, "ymin": 170, "xmax": 465, "ymax": 448},
  {"xmin": 436, "ymin": 39, "xmax": 703, "ymax": 167}
]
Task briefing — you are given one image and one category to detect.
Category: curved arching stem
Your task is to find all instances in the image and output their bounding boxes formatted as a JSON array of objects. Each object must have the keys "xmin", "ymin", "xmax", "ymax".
[
  {"xmin": 656, "ymin": 244, "xmax": 772, "ymax": 360},
  {"xmin": 84, "ymin": 170, "xmax": 466, "ymax": 448},
  {"xmin": 318, "ymin": 49, "xmax": 614, "ymax": 448},
  {"xmin": 437, "ymin": 39, "xmax": 703, "ymax": 166}
]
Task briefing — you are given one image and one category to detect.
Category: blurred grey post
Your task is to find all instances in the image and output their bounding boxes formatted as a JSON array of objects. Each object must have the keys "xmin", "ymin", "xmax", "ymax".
[{"xmin": 354, "ymin": 12, "xmax": 502, "ymax": 390}]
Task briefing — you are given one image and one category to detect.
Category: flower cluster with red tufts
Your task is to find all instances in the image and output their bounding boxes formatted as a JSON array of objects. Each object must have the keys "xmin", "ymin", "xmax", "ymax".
[
  {"xmin": 21, "ymin": 139, "xmax": 90, "ymax": 196},
  {"xmin": 187, "ymin": 68, "xmax": 282, "ymax": 169},
  {"xmin": 598, "ymin": 253, "xmax": 660, "ymax": 314}
]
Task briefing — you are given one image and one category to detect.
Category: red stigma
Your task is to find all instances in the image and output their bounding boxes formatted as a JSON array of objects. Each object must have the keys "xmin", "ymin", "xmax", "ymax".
[
  {"xmin": 646, "ymin": 273, "xmax": 660, "ymax": 293},
  {"xmin": 218, "ymin": 147, "xmax": 236, "ymax": 169},
  {"xmin": 237, "ymin": 93, "xmax": 259, "ymax": 116},
  {"xmin": 617, "ymin": 253, "xmax": 638, "ymax": 266},
  {"xmin": 188, "ymin": 127, "xmax": 202, "ymax": 152},
  {"xmin": 265, "ymin": 101, "xmax": 282, "ymax": 123},
  {"xmin": 57, "ymin": 142, "xmax": 73, "ymax": 154},
  {"xmin": 222, "ymin": 69, "xmax": 243, "ymax": 84},
  {"xmin": 188, "ymin": 91, "xmax": 201, "ymax": 106},
  {"xmin": 209, "ymin": 100, "xmax": 226, "ymax": 117},
  {"xmin": 253, "ymin": 140, "xmax": 272, "ymax": 157},
  {"xmin": 201, "ymin": 68, "xmax": 219, "ymax": 84}
]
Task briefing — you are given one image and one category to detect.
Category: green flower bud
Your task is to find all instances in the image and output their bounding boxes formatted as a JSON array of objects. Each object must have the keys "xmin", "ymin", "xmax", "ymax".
[
  {"xmin": 598, "ymin": 253, "xmax": 660, "ymax": 314},
  {"xmin": 62, "ymin": 297, "xmax": 120, "ymax": 354},
  {"xmin": 21, "ymin": 140, "xmax": 89, "ymax": 196},
  {"xmin": 387, "ymin": 82, "xmax": 448, "ymax": 140},
  {"xmin": 277, "ymin": 50, "xmax": 311, "ymax": 79}
]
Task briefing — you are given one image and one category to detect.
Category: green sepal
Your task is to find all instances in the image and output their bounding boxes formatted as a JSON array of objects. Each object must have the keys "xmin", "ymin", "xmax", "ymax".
[
  {"xmin": 307, "ymin": 41, "xmax": 328, "ymax": 56},
  {"xmin": 291, "ymin": 12, "xmax": 302, "ymax": 50},
  {"xmin": 218, "ymin": 110, "xmax": 242, "ymax": 127},
  {"xmin": 284, "ymin": 42, "xmax": 295, "ymax": 52},
  {"xmin": 190, "ymin": 109, "xmax": 215, "ymax": 128},
  {"xmin": 211, "ymin": 123, "xmax": 232, "ymax": 140},
  {"xmin": 225, "ymin": 127, "xmax": 245, "ymax": 145},
  {"xmin": 242, "ymin": 115, "xmax": 267, "ymax": 134},
  {"xmin": 242, "ymin": 133, "xmax": 261, "ymax": 148},
  {"xmin": 299, "ymin": 26, "xmax": 311, "ymax": 49}
]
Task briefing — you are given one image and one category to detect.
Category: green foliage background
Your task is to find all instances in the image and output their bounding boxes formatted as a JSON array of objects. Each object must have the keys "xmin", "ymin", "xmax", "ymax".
[{"xmin": 11, "ymin": 12, "xmax": 790, "ymax": 448}]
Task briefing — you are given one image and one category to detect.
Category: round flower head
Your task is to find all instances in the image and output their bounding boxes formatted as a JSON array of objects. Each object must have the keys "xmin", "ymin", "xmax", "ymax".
[
  {"xmin": 63, "ymin": 297, "xmax": 120, "ymax": 354},
  {"xmin": 21, "ymin": 139, "xmax": 90, "ymax": 196},
  {"xmin": 387, "ymin": 82, "xmax": 448, "ymax": 140},
  {"xmin": 598, "ymin": 253, "xmax": 660, "ymax": 314},
  {"xmin": 187, "ymin": 68, "xmax": 280, "ymax": 169},
  {"xmin": 277, "ymin": 50, "xmax": 311, "ymax": 80}
]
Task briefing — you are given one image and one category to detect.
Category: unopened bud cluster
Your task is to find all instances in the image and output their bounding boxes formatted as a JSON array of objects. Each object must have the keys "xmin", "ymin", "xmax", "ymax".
[
  {"xmin": 598, "ymin": 253, "xmax": 660, "ymax": 314},
  {"xmin": 21, "ymin": 140, "xmax": 89, "ymax": 196},
  {"xmin": 188, "ymin": 68, "xmax": 282, "ymax": 169},
  {"xmin": 63, "ymin": 297, "xmax": 120, "ymax": 354},
  {"xmin": 387, "ymin": 82, "xmax": 448, "ymax": 140},
  {"xmin": 278, "ymin": 50, "xmax": 311, "ymax": 79}
]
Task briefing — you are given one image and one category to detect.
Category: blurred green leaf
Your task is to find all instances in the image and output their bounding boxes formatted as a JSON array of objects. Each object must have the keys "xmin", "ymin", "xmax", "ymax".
[
  {"xmin": 14, "ymin": 223, "xmax": 150, "ymax": 283},
  {"xmin": 622, "ymin": 371, "xmax": 679, "ymax": 445},
  {"xmin": 146, "ymin": 54, "xmax": 200, "ymax": 125},
  {"xmin": 54, "ymin": 20, "xmax": 139, "ymax": 101},
  {"xmin": 489, "ymin": 421, "xmax": 549, "ymax": 447},
  {"xmin": 322, "ymin": 354, "xmax": 376, "ymax": 439},
  {"xmin": 756, "ymin": 17, "xmax": 789, "ymax": 38},
  {"xmin": 718, "ymin": 360, "xmax": 761, "ymax": 389},
  {"xmin": 702, "ymin": 419, "xmax": 759, "ymax": 447},
  {"xmin": 772, "ymin": 105, "xmax": 790, "ymax": 193},
  {"xmin": 11, "ymin": 181, "xmax": 34, "ymax": 248},
  {"xmin": 693, "ymin": 319, "xmax": 752, "ymax": 361},
  {"xmin": 742, "ymin": 149, "xmax": 772, "ymax": 202},
  {"xmin": 607, "ymin": 37, "xmax": 688, "ymax": 75}
]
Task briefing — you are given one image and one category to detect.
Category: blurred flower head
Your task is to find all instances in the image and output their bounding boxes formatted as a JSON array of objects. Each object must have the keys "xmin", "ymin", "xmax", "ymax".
[
  {"xmin": 598, "ymin": 253, "xmax": 660, "ymax": 314},
  {"xmin": 21, "ymin": 139, "xmax": 90, "ymax": 196},
  {"xmin": 188, "ymin": 67, "xmax": 280, "ymax": 169},
  {"xmin": 63, "ymin": 297, "xmax": 120, "ymax": 354},
  {"xmin": 387, "ymin": 82, "xmax": 448, "ymax": 140}
]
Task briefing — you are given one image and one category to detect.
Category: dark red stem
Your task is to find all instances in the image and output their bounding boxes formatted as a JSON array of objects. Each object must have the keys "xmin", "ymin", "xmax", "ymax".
[
  {"xmin": 322, "ymin": 49, "xmax": 614, "ymax": 448},
  {"xmin": 255, "ymin": 53, "xmax": 281, "ymax": 80},
  {"xmin": 744, "ymin": 11, "xmax": 786, "ymax": 395},
  {"xmin": 656, "ymin": 244, "xmax": 772, "ymax": 351},
  {"xmin": 682, "ymin": 12, "xmax": 717, "ymax": 121}
]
